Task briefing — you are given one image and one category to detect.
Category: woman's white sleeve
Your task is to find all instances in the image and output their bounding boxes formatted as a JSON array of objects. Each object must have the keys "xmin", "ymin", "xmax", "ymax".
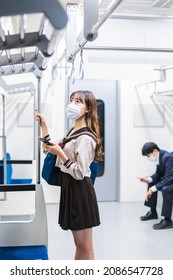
[{"xmin": 60, "ymin": 136, "xmax": 96, "ymax": 180}]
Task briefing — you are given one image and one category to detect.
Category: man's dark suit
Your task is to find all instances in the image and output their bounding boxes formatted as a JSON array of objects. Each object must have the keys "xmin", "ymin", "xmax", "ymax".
[{"xmin": 145, "ymin": 150, "xmax": 173, "ymax": 217}]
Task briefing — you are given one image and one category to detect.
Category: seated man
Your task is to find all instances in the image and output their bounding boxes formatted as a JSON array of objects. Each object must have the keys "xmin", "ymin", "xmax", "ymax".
[{"xmin": 139, "ymin": 142, "xmax": 173, "ymax": 230}]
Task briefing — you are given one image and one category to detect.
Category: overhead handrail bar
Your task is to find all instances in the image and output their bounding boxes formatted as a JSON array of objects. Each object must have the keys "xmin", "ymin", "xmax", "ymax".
[
  {"xmin": 21, "ymin": 63, "xmax": 26, "ymax": 72},
  {"xmin": 83, "ymin": 45, "xmax": 173, "ymax": 53},
  {"xmin": 10, "ymin": 65, "xmax": 15, "ymax": 73},
  {"xmin": 0, "ymin": 19, "xmax": 12, "ymax": 63},
  {"xmin": 5, "ymin": 50, "xmax": 11, "ymax": 62},
  {"xmin": 90, "ymin": 0, "xmax": 123, "ymax": 35},
  {"xmin": 21, "ymin": 48, "xmax": 26, "ymax": 71},
  {"xmin": 20, "ymin": 14, "xmax": 27, "ymax": 42},
  {"xmin": 0, "ymin": 18, "xmax": 6, "ymax": 44},
  {"xmin": 162, "ymin": 66, "xmax": 173, "ymax": 70},
  {"xmin": 21, "ymin": 48, "xmax": 25, "ymax": 60},
  {"xmin": 135, "ymin": 65, "xmax": 173, "ymax": 88},
  {"xmin": 35, "ymin": 15, "xmax": 48, "ymax": 59},
  {"xmin": 38, "ymin": 15, "xmax": 48, "ymax": 39},
  {"xmin": 46, "ymin": 30, "xmax": 61, "ymax": 56},
  {"xmin": 20, "ymin": 15, "xmax": 27, "ymax": 72},
  {"xmin": 67, "ymin": 0, "xmax": 123, "ymax": 62},
  {"xmin": 153, "ymin": 89, "xmax": 173, "ymax": 97},
  {"xmin": 34, "ymin": 47, "xmax": 39, "ymax": 59},
  {"xmin": 39, "ymin": 29, "xmax": 64, "ymax": 77},
  {"xmin": 35, "ymin": 24, "xmax": 47, "ymax": 58},
  {"xmin": 136, "ymin": 80, "xmax": 161, "ymax": 87},
  {"xmin": 0, "ymin": 23, "xmax": 13, "ymax": 64},
  {"xmin": 0, "ymin": 66, "xmax": 5, "ymax": 74}
]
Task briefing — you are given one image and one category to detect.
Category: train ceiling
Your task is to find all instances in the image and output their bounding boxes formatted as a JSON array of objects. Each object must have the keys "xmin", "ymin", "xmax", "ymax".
[
  {"xmin": 61, "ymin": 0, "xmax": 173, "ymax": 19},
  {"xmin": 1, "ymin": 0, "xmax": 173, "ymax": 79}
]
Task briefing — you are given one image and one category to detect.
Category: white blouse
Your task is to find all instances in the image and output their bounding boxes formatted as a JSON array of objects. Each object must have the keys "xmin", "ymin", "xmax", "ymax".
[{"xmin": 55, "ymin": 135, "xmax": 96, "ymax": 180}]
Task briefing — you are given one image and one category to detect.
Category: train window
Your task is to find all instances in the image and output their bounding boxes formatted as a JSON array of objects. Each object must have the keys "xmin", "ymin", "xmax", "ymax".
[{"xmin": 96, "ymin": 99, "xmax": 105, "ymax": 177}]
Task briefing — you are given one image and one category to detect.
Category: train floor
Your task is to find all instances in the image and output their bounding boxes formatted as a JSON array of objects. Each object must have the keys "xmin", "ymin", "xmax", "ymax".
[{"xmin": 46, "ymin": 201, "xmax": 173, "ymax": 260}]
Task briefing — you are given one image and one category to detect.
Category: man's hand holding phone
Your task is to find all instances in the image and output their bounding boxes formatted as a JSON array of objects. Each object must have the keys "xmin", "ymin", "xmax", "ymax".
[{"xmin": 137, "ymin": 177, "xmax": 150, "ymax": 183}]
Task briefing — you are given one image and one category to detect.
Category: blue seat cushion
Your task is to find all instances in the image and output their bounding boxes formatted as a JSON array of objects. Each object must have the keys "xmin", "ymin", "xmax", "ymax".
[
  {"xmin": 10, "ymin": 179, "xmax": 32, "ymax": 184},
  {"xmin": 0, "ymin": 152, "xmax": 32, "ymax": 185},
  {"xmin": 0, "ymin": 153, "xmax": 12, "ymax": 184},
  {"xmin": 0, "ymin": 245, "xmax": 48, "ymax": 260}
]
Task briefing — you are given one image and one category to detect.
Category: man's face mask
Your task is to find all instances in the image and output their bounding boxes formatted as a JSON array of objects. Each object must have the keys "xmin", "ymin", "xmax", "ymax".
[{"xmin": 148, "ymin": 154, "xmax": 157, "ymax": 162}]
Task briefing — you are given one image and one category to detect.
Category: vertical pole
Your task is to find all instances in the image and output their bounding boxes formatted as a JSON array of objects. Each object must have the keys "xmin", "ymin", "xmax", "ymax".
[
  {"xmin": 2, "ymin": 94, "xmax": 7, "ymax": 200},
  {"xmin": 36, "ymin": 77, "xmax": 41, "ymax": 184},
  {"xmin": 65, "ymin": 73, "xmax": 70, "ymax": 131},
  {"xmin": 32, "ymin": 88, "xmax": 37, "ymax": 184},
  {"xmin": 33, "ymin": 89, "xmax": 36, "ymax": 160}
]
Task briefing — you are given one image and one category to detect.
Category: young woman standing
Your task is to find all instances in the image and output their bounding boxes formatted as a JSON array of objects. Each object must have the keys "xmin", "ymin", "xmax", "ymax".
[{"xmin": 35, "ymin": 90, "xmax": 103, "ymax": 260}]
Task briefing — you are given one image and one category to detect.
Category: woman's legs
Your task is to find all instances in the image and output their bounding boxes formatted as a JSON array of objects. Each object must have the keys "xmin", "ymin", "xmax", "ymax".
[{"xmin": 72, "ymin": 228, "xmax": 95, "ymax": 260}]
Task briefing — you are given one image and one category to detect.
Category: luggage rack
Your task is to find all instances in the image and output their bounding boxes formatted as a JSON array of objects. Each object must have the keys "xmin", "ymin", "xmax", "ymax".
[{"xmin": 0, "ymin": 0, "xmax": 68, "ymax": 78}]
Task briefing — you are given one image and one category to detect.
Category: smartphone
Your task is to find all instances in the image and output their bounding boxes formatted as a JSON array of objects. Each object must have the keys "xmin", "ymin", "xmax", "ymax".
[{"xmin": 38, "ymin": 137, "xmax": 53, "ymax": 146}]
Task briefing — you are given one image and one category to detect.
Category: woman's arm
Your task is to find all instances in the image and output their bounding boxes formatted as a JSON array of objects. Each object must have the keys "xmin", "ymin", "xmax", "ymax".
[
  {"xmin": 42, "ymin": 143, "xmax": 68, "ymax": 163},
  {"xmin": 35, "ymin": 111, "xmax": 50, "ymax": 153},
  {"xmin": 35, "ymin": 111, "xmax": 49, "ymax": 138}
]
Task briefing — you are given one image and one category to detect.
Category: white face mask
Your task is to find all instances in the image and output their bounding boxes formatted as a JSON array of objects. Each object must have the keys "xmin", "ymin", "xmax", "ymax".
[
  {"xmin": 148, "ymin": 154, "xmax": 157, "ymax": 162},
  {"xmin": 66, "ymin": 103, "xmax": 86, "ymax": 121}
]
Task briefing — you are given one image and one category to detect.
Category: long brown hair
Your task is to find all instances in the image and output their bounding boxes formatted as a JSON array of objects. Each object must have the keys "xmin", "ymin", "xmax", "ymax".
[{"xmin": 70, "ymin": 90, "xmax": 103, "ymax": 161}]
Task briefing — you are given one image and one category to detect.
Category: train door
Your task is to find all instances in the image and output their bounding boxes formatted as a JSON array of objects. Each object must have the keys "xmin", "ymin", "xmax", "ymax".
[{"xmin": 69, "ymin": 79, "xmax": 119, "ymax": 201}]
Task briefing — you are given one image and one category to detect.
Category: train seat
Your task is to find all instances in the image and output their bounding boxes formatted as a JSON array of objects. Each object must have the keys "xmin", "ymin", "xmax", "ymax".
[
  {"xmin": 0, "ymin": 245, "xmax": 48, "ymax": 260},
  {"xmin": 0, "ymin": 153, "xmax": 32, "ymax": 184},
  {"xmin": 0, "ymin": 184, "xmax": 48, "ymax": 260}
]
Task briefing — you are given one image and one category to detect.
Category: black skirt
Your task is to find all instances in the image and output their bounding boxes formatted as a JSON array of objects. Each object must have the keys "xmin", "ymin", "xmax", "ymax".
[{"xmin": 58, "ymin": 173, "xmax": 100, "ymax": 230}]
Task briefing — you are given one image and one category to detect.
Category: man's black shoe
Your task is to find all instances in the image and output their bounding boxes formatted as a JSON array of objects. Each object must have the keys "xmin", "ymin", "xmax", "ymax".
[
  {"xmin": 140, "ymin": 211, "xmax": 158, "ymax": 221},
  {"xmin": 153, "ymin": 219, "xmax": 173, "ymax": 230}
]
